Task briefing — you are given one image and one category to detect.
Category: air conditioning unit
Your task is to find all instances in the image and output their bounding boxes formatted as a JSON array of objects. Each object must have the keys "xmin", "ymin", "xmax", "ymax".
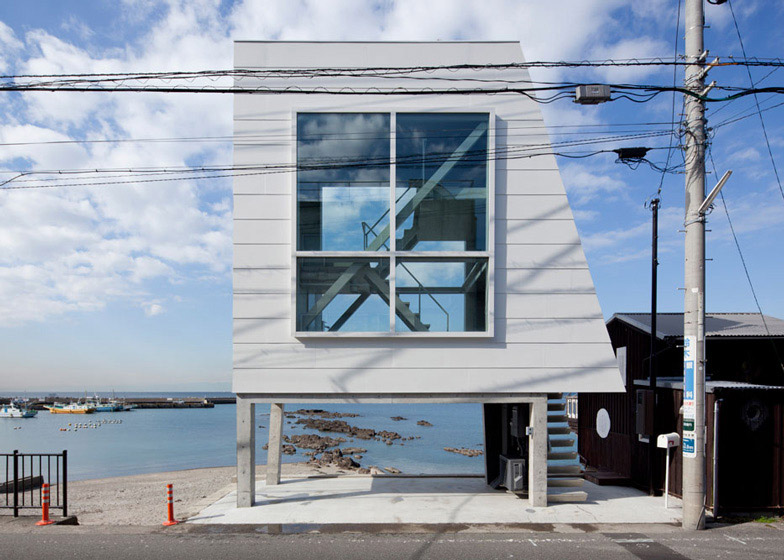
[{"xmin": 490, "ymin": 455, "xmax": 527, "ymax": 494}]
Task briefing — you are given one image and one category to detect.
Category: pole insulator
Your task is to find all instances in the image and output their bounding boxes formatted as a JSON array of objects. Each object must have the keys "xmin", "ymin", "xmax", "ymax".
[
  {"xmin": 36, "ymin": 483, "xmax": 55, "ymax": 526},
  {"xmin": 163, "ymin": 483, "xmax": 178, "ymax": 526}
]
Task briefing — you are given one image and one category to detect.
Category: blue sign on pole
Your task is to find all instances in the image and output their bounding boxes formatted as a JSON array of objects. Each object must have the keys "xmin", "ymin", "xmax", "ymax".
[{"xmin": 684, "ymin": 360, "xmax": 695, "ymax": 400}]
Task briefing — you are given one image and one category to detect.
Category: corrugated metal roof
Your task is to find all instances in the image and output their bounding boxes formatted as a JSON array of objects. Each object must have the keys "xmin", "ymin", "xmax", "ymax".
[{"xmin": 610, "ymin": 312, "xmax": 784, "ymax": 339}]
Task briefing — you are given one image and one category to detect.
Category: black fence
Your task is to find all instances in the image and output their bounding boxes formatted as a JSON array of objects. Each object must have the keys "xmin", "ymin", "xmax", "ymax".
[{"xmin": 1, "ymin": 450, "xmax": 67, "ymax": 517}]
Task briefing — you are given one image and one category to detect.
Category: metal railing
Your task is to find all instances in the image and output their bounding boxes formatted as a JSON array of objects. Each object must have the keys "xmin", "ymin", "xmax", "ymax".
[
  {"xmin": 359, "ymin": 221, "xmax": 450, "ymax": 331},
  {"xmin": 566, "ymin": 396, "xmax": 579, "ymax": 420},
  {"xmin": 1, "ymin": 450, "xmax": 67, "ymax": 517}
]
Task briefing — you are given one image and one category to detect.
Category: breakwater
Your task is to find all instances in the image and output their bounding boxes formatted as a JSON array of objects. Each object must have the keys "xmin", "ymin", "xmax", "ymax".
[{"xmin": 1, "ymin": 396, "xmax": 236, "ymax": 409}]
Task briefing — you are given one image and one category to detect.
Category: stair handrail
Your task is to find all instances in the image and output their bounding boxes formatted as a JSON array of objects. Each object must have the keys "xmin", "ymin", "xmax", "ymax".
[
  {"xmin": 360, "ymin": 182, "xmax": 417, "ymax": 250},
  {"xmin": 360, "ymin": 222, "xmax": 451, "ymax": 331},
  {"xmin": 398, "ymin": 261, "xmax": 450, "ymax": 331}
]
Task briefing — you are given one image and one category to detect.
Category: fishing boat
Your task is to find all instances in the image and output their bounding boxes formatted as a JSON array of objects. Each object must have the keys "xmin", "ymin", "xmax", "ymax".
[
  {"xmin": 45, "ymin": 402, "xmax": 96, "ymax": 414},
  {"xmin": 86, "ymin": 398, "xmax": 123, "ymax": 412},
  {"xmin": 0, "ymin": 402, "xmax": 38, "ymax": 418}
]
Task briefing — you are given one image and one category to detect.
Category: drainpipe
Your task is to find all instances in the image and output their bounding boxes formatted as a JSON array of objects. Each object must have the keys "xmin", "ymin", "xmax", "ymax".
[{"xmin": 712, "ymin": 398, "xmax": 722, "ymax": 520}]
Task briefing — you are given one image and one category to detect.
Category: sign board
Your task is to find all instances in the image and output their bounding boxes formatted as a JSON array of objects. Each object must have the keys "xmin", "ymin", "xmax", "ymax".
[{"xmin": 682, "ymin": 335, "xmax": 697, "ymax": 458}]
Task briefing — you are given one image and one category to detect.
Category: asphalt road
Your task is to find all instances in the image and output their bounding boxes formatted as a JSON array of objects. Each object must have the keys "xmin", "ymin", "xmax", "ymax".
[{"xmin": 1, "ymin": 523, "xmax": 783, "ymax": 560}]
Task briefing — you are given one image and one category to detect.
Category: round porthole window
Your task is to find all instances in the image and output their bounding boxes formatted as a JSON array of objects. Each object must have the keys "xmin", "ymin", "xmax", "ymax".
[{"xmin": 596, "ymin": 408, "xmax": 611, "ymax": 439}]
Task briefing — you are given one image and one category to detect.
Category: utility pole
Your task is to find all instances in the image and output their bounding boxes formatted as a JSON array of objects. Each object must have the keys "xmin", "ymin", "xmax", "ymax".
[
  {"xmin": 683, "ymin": 0, "xmax": 707, "ymax": 530},
  {"xmin": 648, "ymin": 197, "xmax": 660, "ymax": 498}
]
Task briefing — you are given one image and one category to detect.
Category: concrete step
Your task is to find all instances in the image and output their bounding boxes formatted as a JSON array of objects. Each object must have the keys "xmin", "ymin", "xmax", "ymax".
[
  {"xmin": 549, "ymin": 437, "xmax": 577, "ymax": 448},
  {"xmin": 547, "ymin": 488, "xmax": 588, "ymax": 503},
  {"xmin": 548, "ymin": 451, "xmax": 579, "ymax": 461},
  {"xmin": 547, "ymin": 401, "xmax": 565, "ymax": 411},
  {"xmin": 548, "ymin": 465, "xmax": 583, "ymax": 476},
  {"xmin": 547, "ymin": 414, "xmax": 568, "ymax": 423},
  {"xmin": 547, "ymin": 426, "xmax": 573, "ymax": 435},
  {"xmin": 547, "ymin": 477, "xmax": 585, "ymax": 487}
]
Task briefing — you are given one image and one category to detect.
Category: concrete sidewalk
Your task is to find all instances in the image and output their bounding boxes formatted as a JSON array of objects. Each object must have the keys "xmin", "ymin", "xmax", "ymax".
[{"xmin": 189, "ymin": 476, "xmax": 683, "ymax": 525}]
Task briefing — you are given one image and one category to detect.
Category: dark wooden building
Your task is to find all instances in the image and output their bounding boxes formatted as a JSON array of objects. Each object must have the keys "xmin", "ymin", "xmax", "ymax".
[{"xmin": 579, "ymin": 313, "xmax": 784, "ymax": 514}]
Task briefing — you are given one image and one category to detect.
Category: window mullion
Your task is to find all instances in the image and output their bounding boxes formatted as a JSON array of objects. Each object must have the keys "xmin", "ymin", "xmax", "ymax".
[{"xmin": 389, "ymin": 112, "xmax": 396, "ymax": 332}]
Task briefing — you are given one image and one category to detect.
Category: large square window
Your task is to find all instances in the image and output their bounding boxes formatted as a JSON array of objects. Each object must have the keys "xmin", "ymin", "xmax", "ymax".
[{"xmin": 295, "ymin": 112, "xmax": 492, "ymax": 335}]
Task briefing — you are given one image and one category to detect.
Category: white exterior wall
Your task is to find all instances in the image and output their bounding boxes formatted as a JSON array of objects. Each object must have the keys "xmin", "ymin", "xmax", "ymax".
[{"xmin": 232, "ymin": 41, "xmax": 624, "ymax": 397}]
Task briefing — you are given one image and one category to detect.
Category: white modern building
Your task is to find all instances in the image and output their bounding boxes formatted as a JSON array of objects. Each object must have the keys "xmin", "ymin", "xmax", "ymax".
[{"xmin": 233, "ymin": 41, "xmax": 624, "ymax": 508}]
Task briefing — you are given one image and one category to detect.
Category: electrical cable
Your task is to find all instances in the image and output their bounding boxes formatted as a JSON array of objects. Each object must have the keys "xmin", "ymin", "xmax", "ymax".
[
  {"xmin": 655, "ymin": 0, "xmax": 683, "ymax": 199},
  {"xmin": 0, "ymin": 129, "xmax": 676, "ymax": 185},
  {"xmin": 0, "ymin": 122, "xmax": 678, "ymax": 148},
  {"xmin": 728, "ymin": 0, "xmax": 784, "ymax": 203},
  {"xmin": 708, "ymin": 149, "xmax": 784, "ymax": 374}
]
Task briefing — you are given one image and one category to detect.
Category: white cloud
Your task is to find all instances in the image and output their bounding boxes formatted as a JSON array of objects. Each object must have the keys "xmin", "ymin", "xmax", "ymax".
[
  {"xmin": 0, "ymin": 2, "xmax": 233, "ymax": 325},
  {"xmin": 730, "ymin": 146, "xmax": 761, "ymax": 163},
  {"xmin": 2, "ymin": 0, "xmax": 753, "ymax": 327},
  {"xmin": 560, "ymin": 164, "xmax": 630, "ymax": 206},
  {"xmin": 0, "ymin": 21, "xmax": 23, "ymax": 72},
  {"xmin": 589, "ymin": 37, "xmax": 673, "ymax": 83},
  {"xmin": 143, "ymin": 302, "xmax": 165, "ymax": 316}
]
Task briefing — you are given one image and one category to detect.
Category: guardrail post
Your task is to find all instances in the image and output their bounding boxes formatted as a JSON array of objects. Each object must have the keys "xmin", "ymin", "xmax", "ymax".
[
  {"xmin": 12, "ymin": 450, "xmax": 18, "ymax": 517},
  {"xmin": 62, "ymin": 450, "xmax": 68, "ymax": 517}
]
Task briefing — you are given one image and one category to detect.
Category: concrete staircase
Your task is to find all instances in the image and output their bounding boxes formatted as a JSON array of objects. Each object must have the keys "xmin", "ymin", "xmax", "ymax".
[{"xmin": 547, "ymin": 393, "xmax": 587, "ymax": 503}]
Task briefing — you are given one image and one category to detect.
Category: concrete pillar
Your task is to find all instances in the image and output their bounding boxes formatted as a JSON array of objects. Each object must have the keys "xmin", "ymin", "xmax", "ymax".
[
  {"xmin": 528, "ymin": 397, "xmax": 548, "ymax": 507},
  {"xmin": 236, "ymin": 396, "xmax": 255, "ymax": 507},
  {"xmin": 266, "ymin": 403, "xmax": 284, "ymax": 486}
]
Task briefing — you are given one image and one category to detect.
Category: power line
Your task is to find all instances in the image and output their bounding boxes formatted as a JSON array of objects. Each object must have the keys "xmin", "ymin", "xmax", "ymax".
[
  {"xmin": 656, "ymin": 0, "xmax": 683, "ymax": 199},
  {"xmin": 4, "ymin": 57, "xmax": 784, "ymax": 83},
  {"xmin": 707, "ymin": 149, "xmax": 783, "ymax": 374},
  {"xmin": 711, "ymin": 94, "xmax": 784, "ymax": 129},
  {"xmin": 1, "ymin": 139, "xmax": 680, "ymax": 191},
  {"xmin": 0, "ymin": 149, "xmax": 617, "ymax": 190},
  {"xmin": 2, "ymin": 79, "xmax": 782, "ymax": 104},
  {"xmin": 2, "ymin": 128, "xmax": 676, "ymax": 175},
  {"xmin": 728, "ymin": 0, "xmax": 784, "ymax": 203},
  {"xmin": 0, "ymin": 122, "xmax": 678, "ymax": 148},
  {"xmin": 707, "ymin": 66, "xmax": 780, "ymax": 119}
]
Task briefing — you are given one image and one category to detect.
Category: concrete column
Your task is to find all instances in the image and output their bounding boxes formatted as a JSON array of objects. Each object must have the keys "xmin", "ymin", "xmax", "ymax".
[
  {"xmin": 236, "ymin": 396, "xmax": 255, "ymax": 508},
  {"xmin": 528, "ymin": 397, "xmax": 548, "ymax": 507},
  {"xmin": 266, "ymin": 403, "xmax": 284, "ymax": 486}
]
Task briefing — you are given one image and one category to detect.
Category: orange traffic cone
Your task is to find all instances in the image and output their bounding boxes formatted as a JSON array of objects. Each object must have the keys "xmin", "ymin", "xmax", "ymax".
[
  {"xmin": 163, "ymin": 483, "xmax": 178, "ymax": 526},
  {"xmin": 36, "ymin": 483, "xmax": 55, "ymax": 526}
]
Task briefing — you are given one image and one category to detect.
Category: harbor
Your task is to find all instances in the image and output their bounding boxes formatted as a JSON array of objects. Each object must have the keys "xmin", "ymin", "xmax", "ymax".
[{"xmin": 0, "ymin": 395, "xmax": 233, "ymax": 411}]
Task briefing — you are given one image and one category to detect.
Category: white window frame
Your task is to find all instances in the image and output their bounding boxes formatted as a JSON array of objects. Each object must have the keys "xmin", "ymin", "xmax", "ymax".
[{"xmin": 291, "ymin": 109, "xmax": 495, "ymax": 338}]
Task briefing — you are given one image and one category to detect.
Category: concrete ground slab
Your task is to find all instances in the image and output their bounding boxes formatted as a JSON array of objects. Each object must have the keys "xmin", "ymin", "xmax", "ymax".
[{"xmin": 189, "ymin": 476, "xmax": 683, "ymax": 525}]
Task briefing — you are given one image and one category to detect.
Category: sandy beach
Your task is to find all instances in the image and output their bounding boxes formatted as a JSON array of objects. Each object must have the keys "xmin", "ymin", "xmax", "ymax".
[{"xmin": 60, "ymin": 462, "xmax": 339, "ymax": 525}]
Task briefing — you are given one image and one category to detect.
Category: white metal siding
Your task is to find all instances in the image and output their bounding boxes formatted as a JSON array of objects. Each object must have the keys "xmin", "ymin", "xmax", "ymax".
[{"xmin": 232, "ymin": 41, "xmax": 623, "ymax": 396}]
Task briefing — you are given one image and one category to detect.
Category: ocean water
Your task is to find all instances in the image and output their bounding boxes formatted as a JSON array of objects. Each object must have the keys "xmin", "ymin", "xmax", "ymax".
[{"xmin": 0, "ymin": 397, "xmax": 485, "ymax": 481}]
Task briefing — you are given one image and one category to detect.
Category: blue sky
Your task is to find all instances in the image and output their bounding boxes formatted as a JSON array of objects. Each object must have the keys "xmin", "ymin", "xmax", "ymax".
[{"xmin": 1, "ymin": 0, "xmax": 783, "ymax": 391}]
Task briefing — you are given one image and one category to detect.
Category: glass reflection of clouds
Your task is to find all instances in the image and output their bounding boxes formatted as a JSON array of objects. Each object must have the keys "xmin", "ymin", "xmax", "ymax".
[
  {"xmin": 297, "ymin": 113, "xmax": 390, "ymax": 252},
  {"xmin": 395, "ymin": 259, "xmax": 488, "ymax": 333},
  {"xmin": 396, "ymin": 114, "xmax": 488, "ymax": 252}
]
